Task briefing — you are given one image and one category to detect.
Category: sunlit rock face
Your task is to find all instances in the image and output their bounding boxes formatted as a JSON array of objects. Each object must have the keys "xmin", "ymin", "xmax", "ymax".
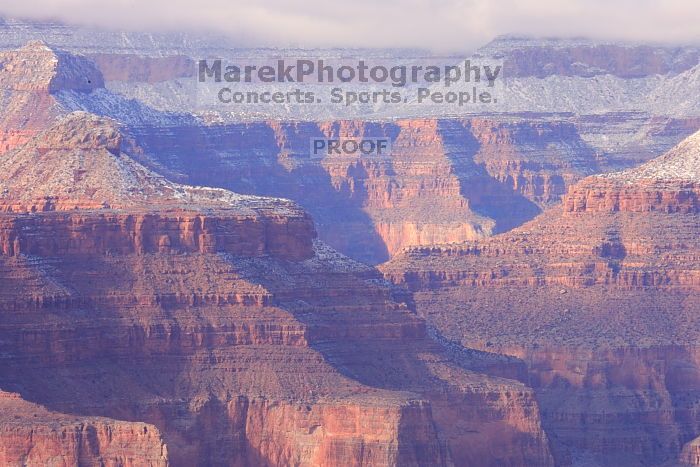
[{"xmin": 0, "ymin": 391, "xmax": 168, "ymax": 467}]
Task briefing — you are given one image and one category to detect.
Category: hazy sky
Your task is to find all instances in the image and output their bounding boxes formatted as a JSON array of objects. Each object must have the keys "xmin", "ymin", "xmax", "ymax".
[{"xmin": 1, "ymin": 0, "xmax": 699, "ymax": 52}]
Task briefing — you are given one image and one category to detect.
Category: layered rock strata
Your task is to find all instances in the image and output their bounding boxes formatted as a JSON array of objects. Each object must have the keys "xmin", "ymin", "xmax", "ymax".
[
  {"xmin": 130, "ymin": 116, "xmax": 596, "ymax": 263},
  {"xmin": 0, "ymin": 391, "xmax": 168, "ymax": 466},
  {"xmin": 0, "ymin": 111, "xmax": 554, "ymax": 466},
  {"xmin": 382, "ymin": 129, "xmax": 700, "ymax": 466}
]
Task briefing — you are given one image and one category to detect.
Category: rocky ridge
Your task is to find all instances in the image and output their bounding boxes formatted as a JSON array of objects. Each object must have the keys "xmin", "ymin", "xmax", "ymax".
[
  {"xmin": 566, "ymin": 129, "xmax": 700, "ymax": 214},
  {"xmin": 127, "ymin": 116, "xmax": 596, "ymax": 263},
  {"xmin": 0, "ymin": 40, "xmax": 103, "ymax": 154},
  {"xmin": 0, "ymin": 112, "xmax": 316, "ymax": 261}
]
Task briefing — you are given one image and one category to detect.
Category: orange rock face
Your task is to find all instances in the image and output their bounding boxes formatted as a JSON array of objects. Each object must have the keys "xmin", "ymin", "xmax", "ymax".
[
  {"xmin": 563, "ymin": 127, "xmax": 700, "ymax": 215},
  {"xmin": 564, "ymin": 179, "xmax": 700, "ymax": 213},
  {"xmin": 0, "ymin": 211, "xmax": 315, "ymax": 260},
  {"xmin": 0, "ymin": 391, "xmax": 168, "ymax": 466}
]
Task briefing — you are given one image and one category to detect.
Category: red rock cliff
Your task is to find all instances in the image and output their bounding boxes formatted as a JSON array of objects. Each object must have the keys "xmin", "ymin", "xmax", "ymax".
[{"xmin": 0, "ymin": 391, "xmax": 168, "ymax": 466}]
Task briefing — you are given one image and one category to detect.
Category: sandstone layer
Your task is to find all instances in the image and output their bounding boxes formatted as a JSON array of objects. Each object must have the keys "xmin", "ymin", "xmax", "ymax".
[
  {"xmin": 0, "ymin": 391, "xmax": 168, "ymax": 467},
  {"xmin": 5, "ymin": 40, "xmax": 700, "ymax": 265}
]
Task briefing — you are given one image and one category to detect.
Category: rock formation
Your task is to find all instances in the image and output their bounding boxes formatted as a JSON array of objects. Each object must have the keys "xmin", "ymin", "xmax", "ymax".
[
  {"xmin": 0, "ymin": 40, "xmax": 610, "ymax": 264},
  {"xmin": 565, "ymin": 129, "xmax": 700, "ymax": 214},
  {"xmin": 0, "ymin": 109, "xmax": 554, "ymax": 465},
  {"xmin": 0, "ymin": 30, "xmax": 699, "ymax": 466},
  {"xmin": 130, "ymin": 116, "xmax": 597, "ymax": 263},
  {"xmin": 382, "ymin": 129, "xmax": 700, "ymax": 465},
  {"xmin": 0, "ymin": 391, "xmax": 168, "ymax": 467},
  {"xmin": 0, "ymin": 112, "xmax": 316, "ymax": 261},
  {"xmin": 0, "ymin": 40, "xmax": 103, "ymax": 154},
  {"xmin": 3, "ymin": 36, "xmax": 698, "ymax": 265}
]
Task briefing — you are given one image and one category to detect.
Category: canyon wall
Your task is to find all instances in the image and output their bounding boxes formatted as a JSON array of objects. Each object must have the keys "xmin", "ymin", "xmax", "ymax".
[
  {"xmin": 128, "ymin": 116, "xmax": 597, "ymax": 263},
  {"xmin": 0, "ymin": 211, "xmax": 315, "ymax": 261},
  {"xmin": 382, "ymin": 130, "xmax": 700, "ymax": 466},
  {"xmin": 564, "ymin": 179, "xmax": 700, "ymax": 213},
  {"xmin": 0, "ymin": 391, "xmax": 168, "ymax": 467},
  {"xmin": 0, "ymin": 106, "xmax": 554, "ymax": 466},
  {"xmin": 4, "ymin": 39, "xmax": 700, "ymax": 265},
  {"xmin": 0, "ymin": 239, "xmax": 555, "ymax": 466},
  {"xmin": 1, "ymin": 36, "xmax": 699, "ymax": 466}
]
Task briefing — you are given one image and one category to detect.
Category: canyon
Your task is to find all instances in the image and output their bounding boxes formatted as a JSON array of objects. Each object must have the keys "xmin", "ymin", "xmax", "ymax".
[
  {"xmin": 4, "ymin": 24, "xmax": 700, "ymax": 263},
  {"xmin": 0, "ymin": 391, "xmax": 168, "ymax": 467},
  {"xmin": 0, "ymin": 22, "xmax": 699, "ymax": 466},
  {"xmin": 0, "ymin": 106, "xmax": 554, "ymax": 466}
]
